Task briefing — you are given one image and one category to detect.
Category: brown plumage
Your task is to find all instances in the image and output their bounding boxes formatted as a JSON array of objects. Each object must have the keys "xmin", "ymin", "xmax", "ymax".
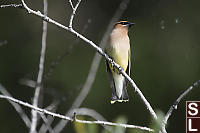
[{"xmin": 105, "ymin": 21, "xmax": 134, "ymax": 104}]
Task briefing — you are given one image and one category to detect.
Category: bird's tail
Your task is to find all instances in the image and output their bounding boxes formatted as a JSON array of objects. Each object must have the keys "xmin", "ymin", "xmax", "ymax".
[{"xmin": 110, "ymin": 76, "xmax": 129, "ymax": 104}]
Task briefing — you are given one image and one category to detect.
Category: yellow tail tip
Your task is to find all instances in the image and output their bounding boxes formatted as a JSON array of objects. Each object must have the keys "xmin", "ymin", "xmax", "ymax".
[{"xmin": 110, "ymin": 100, "xmax": 129, "ymax": 104}]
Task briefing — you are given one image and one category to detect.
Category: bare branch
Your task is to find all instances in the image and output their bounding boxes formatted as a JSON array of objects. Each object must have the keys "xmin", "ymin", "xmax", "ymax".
[
  {"xmin": 68, "ymin": 0, "xmax": 74, "ymax": 9},
  {"xmin": 70, "ymin": 107, "xmax": 112, "ymax": 131},
  {"xmin": 0, "ymin": 94, "xmax": 154, "ymax": 132},
  {"xmin": 30, "ymin": 0, "xmax": 48, "ymax": 132},
  {"xmin": 54, "ymin": 0, "xmax": 135, "ymax": 132},
  {"xmin": 39, "ymin": 115, "xmax": 55, "ymax": 133},
  {"xmin": 0, "ymin": 94, "xmax": 72, "ymax": 120},
  {"xmin": 71, "ymin": 108, "xmax": 107, "ymax": 122},
  {"xmin": 68, "ymin": 0, "xmax": 82, "ymax": 28},
  {"xmin": 16, "ymin": 79, "xmax": 57, "ymax": 133},
  {"xmin": 0, "ymin": 84, "xmax": 31, "ymax": 128},
  {"xmin": 20, "ymin": 0, "xmax": 157, "ymax": 121},
  {"xmin": 19, "ymin": 79, "xmax": 37, "ymax": 88},
  {"xmin": 38, "ymin": 21, "xmax": 91, "ymax": 133},
  {"xmin": 161, "ymin": 80, "xmax": 200, "ymax": 133},
  {"xmin": 0, "ymin": 4, "xmax": 22, "ymax": 8},
  {"xmin": 36, "ymin": 112, "xmax": 56, "ymax": 133},
  {"xmin": 40, "ymin": 114, "xmax": 55, "ymax": 133},
  {"xmin": 0, "ymin": 40, "xmax": 8, "ymax": 47},
  {"xmin": 39, "ymin": 101, "xmax": 59, "ymax": 133},
  {"xmin": 19, "ymin": 78, "xmax": 58, "ymax": 133}
]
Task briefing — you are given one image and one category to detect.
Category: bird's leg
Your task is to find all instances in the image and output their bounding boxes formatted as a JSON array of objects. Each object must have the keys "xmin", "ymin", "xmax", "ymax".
[
  {"xmin": 117, "ymin": 67, "xmax": 123, "ymax": 75},
  {"xmin": 110, "ymin": 58, "xmax": 115, "ymax": 68},
  {"xmin": 109, "ymin": 58, "xmax": 116, "ymax": 72}
]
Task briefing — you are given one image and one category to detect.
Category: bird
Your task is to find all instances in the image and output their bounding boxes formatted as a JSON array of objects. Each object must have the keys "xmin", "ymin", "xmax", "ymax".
[{"xmin": 105, "ymin": 21, "xmax": 134, "ymax": 104}]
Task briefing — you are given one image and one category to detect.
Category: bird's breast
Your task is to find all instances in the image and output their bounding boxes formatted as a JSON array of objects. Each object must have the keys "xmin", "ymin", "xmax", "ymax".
[{"xmin": 109, "ymin": 37, "xmax": 130, "ymax": 71}]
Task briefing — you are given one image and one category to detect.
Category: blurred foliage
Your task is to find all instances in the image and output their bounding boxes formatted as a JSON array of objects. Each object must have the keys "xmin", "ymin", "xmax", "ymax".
[
  {"xmin": 74, "ymin": 116, "xmax": 128, "ymax": 133},
  {"xmin": 149, "ymin": 110, "xmax": 165, "ymax": 133},
  {"xmin": 112, "ymin": 116, "xmax": 128, "ymax": 133},
  {"xmin": 0, "ymin": 0, "xmax": 200, "ymax": 133},
  {"xmin": 74, "ymin": 116, "xmax": 86, "ymax": 133}
]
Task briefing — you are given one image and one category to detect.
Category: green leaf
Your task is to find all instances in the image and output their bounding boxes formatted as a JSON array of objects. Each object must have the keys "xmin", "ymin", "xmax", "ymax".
[{"xmin": 74, "ymin": 116, "xmax": 86, "ymax": 133}]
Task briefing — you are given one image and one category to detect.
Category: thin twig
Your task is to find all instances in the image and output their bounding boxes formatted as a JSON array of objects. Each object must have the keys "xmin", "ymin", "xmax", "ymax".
[
  {"xmin": 0, "ymin": 94, "xmax": 72, "ymax": 120},
  {"xmin": 43, "ymin": 19, "xmax": 90, "ymax": 80},
  {"xmin": 38, "ymin": 20, "xmax": 91, "ymax": 133},
  {"xmin": 21, "ymin": 0, "xmax": 157, "ymax": 120},
  {"xmin": 0, "ymin": 4, "xmax": 22, "ymax": 8},
  {"xmin": 0, "ymin": 40, "xmax": 8, "ymax": 47},
  {"xmin": 68, "ymin": 0, "xmax": 74, "ymax": 9},
  {"xmin": 0, "ymin": 84, "xmax": 31, "ymax": 128},
  {"xmin": 54, "ymin": 0, "xmax": 133, "ymax": 132},
  {"xmin": 19, "ymin": 79, "xmax": 37, "ymax": 88},
  {"xmin": 71, "ymin": 108, "xmax": 108, "ymax": 122},
  {"xmin": 0, "ymin": 94, "xmax": 154, "ymax": 132},
  {"xmin": 19, "ymin": 79, "xmax": 56, "ymax": 133},
  {"xmin": 40, "ymin": 114, "xmax": 55, "ymax": 133},
  {"xmin": 68, "ymin": 0, "xmax": 82, "ymax": 28},
  {"xmin": 30, "ymin": 0, "xmax": 48, "ymax": 132},
  {"xmin": 161, "ymin": 80, "xmax": 200, "ymax": 133},
  {"xmin": 39, "ymin": 101, "xmax": 59, "ymax": 133},
  {"xmin": 37, "ymin": 102, "xmax": 58, "ymax": 133},
  {"xmin": 39, "ymin": 115, "xmax": 55, "ymax": 133},
  {"xmin": 70, "ymin": 108, "xmax": 112, "ymax": 131}
]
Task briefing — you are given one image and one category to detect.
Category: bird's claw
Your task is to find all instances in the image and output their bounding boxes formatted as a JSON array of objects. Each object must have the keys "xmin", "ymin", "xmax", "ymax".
[{"xmin": 110, "ymin": 59, "xmax": 115, "ymax": 68}]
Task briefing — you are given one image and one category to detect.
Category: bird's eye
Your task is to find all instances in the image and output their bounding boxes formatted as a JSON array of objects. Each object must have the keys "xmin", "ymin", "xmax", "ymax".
[{"xmin": 120, "ymin": 22, "xmax": 128, "ymax": 25}]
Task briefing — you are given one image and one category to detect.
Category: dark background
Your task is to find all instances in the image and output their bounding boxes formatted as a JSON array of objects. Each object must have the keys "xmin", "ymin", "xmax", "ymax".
[{"xmin": 0, "ymin": 0, "xmax": 200, "ymax": 132}]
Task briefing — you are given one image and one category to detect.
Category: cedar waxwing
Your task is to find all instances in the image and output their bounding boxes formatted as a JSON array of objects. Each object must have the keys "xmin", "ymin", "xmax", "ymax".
[{"xmin": 105, "ymin": 21, "xmax": 134, "ymax": 104}]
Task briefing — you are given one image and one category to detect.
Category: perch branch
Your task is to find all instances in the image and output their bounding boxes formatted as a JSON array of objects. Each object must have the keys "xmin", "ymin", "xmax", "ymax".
[
  {"xmin": 20, "ymin": 0, "xmax": 157, "ymax": 121},
  {"xmin": 0, "ymin": 94, "xmax": 154, "ymax": 132},
  {"xmin": 53, "ymin": 0, "xmax": 135, "ymax": 132}
]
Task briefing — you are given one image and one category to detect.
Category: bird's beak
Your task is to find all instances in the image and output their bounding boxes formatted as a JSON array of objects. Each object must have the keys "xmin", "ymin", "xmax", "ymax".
[{"xmin": 128, "ymin": 22, "xmax": 135, "ymax": 28}]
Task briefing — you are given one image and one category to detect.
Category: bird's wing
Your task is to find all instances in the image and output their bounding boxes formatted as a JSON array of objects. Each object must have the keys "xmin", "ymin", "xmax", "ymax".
[
  {"xmin": 106, "ymin": 60, "xmax": 121, "ymax": 102},
  {"xmin": 126, "ymin": 49, "xmax": 131, "ymax": 76},
  {"xmin": 106, "ymin": 61, "xmax": 114, "ymax": 89}
]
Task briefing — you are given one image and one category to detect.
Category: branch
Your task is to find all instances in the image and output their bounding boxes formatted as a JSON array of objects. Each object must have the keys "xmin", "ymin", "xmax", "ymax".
[
  {"xmin": 20, "ymin": 0, "xmax": 156, "ymax": 120},
  {"xmin": 19, "ymin": 78, "xmax": 37, "ymax": 88},
  {"xmin": 43, "ymin": 19, "xmax": 91, "ymax": 81},
  {"xmin": 54, "ymin": 0, "xmax": 134, "ymax": 132},
  {"xmin": 19, "ymin": 79, "xmax": 57, "ymax": 133},
  {"xmin": 38, "ymin": 101, "xmax": 59, "ymax": 133},
  {"xmin": 39, "ymin": 115, "xmax": 55, "ymax": 133},
  {"xmin": 68, "ymin": 0, "xmax": 82, "ymax": 28},
  {"xmin": 0, "ymin": 4, "xmax": 22, "ymax": 8},
  {"xmin": 0, "ymin": 40, "xmax": 8, "ymax": 47},
  {"xmin": 40, "ymin": 114, "xmax": 55, "ymax": 133},
  {"xmin": 71, "ymin": 108, "xmax": 108, "ymax": 122},
  {"xmin": 0, "ymin": 84, "xmax": 31, "ymax": 128},
  {"xmin": 38, "ymin": 20, "xmax": 91, "ymax": 133},
  {"xmin": 30, "ymin": 0, "xmax": 48, "ymax": 132},
  {"xmin": 0, "ymin": 94, "xmax": 154, "ymax": 132},
  {"xmin": 70, "ymin": 107, "xmax": 112, "ymax": 131},
  {"xmin": 161, "ymin": 80, "xmax": 200, "ymax": 133},
  {"xmin": 68, "ymin": 0, "xmax": 74, "ymax": 9}
]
